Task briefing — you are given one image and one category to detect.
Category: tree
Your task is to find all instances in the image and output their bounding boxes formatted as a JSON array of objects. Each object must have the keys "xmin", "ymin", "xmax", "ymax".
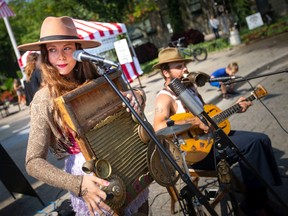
[
  {"xmin": 229, "ymin": 0, "xmax": 252, "ymax": 27},
  {"xmin": 167, "ymin": 0, "xmax": 185, "ymax": 34}
]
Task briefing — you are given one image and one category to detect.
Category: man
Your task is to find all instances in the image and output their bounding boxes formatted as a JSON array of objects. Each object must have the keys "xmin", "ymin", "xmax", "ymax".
[
  {"xmin": 209, "ymin": 15, "xmax": 220, "ymax": 39},
  {"xmin": 152, "ymin": 47, "xmax": 284, "ymax": 215}
]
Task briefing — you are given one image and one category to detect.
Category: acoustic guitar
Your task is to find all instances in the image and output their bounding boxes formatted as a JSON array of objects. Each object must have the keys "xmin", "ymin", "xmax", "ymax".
[{"xmin": 170, "ymin": 84, "xmax": 268, "ymax": 164}]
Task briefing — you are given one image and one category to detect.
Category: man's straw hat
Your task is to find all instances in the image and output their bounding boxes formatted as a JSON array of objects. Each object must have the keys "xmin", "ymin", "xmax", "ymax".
[
  {"xmin": 18, "ymin": 16, "xmax": 101, "ymax": 51},
  {"xmin": 153, "ymin": 47, "xmax": 193, "ymax": 69}
]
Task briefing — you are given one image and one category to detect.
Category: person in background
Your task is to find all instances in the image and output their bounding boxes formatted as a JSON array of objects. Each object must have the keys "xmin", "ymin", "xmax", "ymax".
[
  {"xmin": 13, "ymin": 78, "xmax": 26, "ymax": 105},
  {"xmin": 214, "ymin": 2, "xmax": 230, "ymax": 35},
  {"xmin": 18, "ymin": 16, "xmax": 147, "ymax": 216},
  {"xmin": 152, "ymin": 47, "xmax": 284, "ymax": 216},
  {"xmin": 209, "ymin": 15, "xmax": 220, "ymax": 39},
  {"xmin": 24, "ymin": 52, "xmax": 42, "ymax": 105},
  {"xmin": 210, "ymin": 62, "xmax": 239, "ymax": 99}
]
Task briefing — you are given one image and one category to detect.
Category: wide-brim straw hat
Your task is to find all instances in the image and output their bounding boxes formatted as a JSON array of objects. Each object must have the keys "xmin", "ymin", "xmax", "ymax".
[
  {"xmin": 153, "ymin": 47, "xmax": 193, "ymax": 69},
  {"xmin": 18, "ymin": 16, "xmax": 101, "ymax": 51}
]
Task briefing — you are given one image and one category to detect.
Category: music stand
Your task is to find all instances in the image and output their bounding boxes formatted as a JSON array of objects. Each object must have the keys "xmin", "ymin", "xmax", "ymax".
[{"xmin": 0, "ymin": 143, "xmax": 45, "ymax": 206}]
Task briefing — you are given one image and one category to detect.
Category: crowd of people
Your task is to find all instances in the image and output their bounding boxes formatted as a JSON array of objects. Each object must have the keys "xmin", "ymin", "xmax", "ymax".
[{"xmin": 14, "ymin": 14, "xmax": 286, "ymax": 216}]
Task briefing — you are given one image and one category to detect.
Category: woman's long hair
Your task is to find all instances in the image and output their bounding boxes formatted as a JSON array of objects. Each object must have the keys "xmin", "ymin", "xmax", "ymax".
[
  {"xmin": 40, "ymin": 43, "xmax": 100, "ymax": 98},
  {"xmin": 25, "ymin": 53, "xmax": 40, "ymax": 81}
]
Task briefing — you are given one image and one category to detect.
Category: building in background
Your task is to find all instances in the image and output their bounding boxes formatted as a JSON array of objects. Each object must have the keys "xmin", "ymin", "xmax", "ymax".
[{"xmin": 128, "ymin": 0, "xmax": 287, "ymax": 62}]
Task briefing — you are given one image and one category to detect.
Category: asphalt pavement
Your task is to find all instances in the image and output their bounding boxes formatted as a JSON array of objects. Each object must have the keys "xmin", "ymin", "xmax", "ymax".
[{"xmin": 0, "ymin": 32, "xmax": 288, "ymax": 216}]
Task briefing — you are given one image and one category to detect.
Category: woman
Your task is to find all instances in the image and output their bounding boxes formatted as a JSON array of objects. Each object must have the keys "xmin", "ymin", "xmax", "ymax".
[
  {"xmin": 24, "ymin": 52, "xmax": 42, "ymax": 105},
  {"xmin": 18, "ymin": 16, "xmax": 147, "ymax": 216},
  {"xmin": 13, "ymin": 78, "xmax": 26, "ymax": 105}
]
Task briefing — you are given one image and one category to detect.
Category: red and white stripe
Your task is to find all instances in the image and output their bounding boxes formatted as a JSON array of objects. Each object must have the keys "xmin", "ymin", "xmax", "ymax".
[
  {"xmin": 0, "ymin": 0, "xmax": 15, "ymax": 18},
  {"xmin": 73, "ymin": 19, "xmax": 126, "ymax": 40}
]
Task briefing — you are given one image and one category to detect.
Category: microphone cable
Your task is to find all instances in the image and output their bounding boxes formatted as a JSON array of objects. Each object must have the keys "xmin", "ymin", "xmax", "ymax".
[{"xmin": 239, "ymin": 77, "xmax": 288, "ymax": 135}]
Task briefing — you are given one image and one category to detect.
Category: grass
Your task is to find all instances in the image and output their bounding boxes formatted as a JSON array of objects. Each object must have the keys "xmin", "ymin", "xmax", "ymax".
[
  {"xmin": 140, "ymin": 16, "xmax": 288, "ymax": 75},
  {"xmin": 240, "ymin": 18, "xmax": 288, "ymax": 43},
  {"xmin": 140, "ymin": 58, "xmax": 159, "ymax": 75},
  {"xmin": 194, "ymin": 38, "xmax": 231, "ymax": 53}
]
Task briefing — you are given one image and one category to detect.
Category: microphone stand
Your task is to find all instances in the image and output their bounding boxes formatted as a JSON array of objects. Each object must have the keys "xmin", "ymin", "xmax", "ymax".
[
  {"xmin": 167, "ymin": 78, "xmax": 288, "ymax": 214},
  {"xmin": 96, "ymin": 64, "xmax": 218, "ymax": 216},
  {"xmin": 199, "ymin": 110, "xmax": 288, "ymax": 212},
  {"xmin": 224, "ymin": 70, "xmax": 288, "ymax": 85}
]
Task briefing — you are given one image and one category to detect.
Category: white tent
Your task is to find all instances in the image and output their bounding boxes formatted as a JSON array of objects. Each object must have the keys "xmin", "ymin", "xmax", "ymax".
[{"xmin": 19, "ymin": 18, "xmax": 143, "ymax": 83}]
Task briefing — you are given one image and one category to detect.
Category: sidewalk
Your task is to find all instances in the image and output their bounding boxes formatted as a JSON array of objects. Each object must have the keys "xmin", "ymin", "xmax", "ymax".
[{"xmin": 0, "ymin": 32, "xmax": 288, "ymax": 216}]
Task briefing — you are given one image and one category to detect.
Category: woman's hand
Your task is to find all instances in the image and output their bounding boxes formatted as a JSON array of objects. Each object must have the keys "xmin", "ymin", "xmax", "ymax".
[
  {"xmin": 236, "ymin": 96, "xmax": 252, "ymax": 113},
  {"xmin": 80, "ymin": 175, "xmax": 115, "ymax": 216},
  {"xmin": 121, "ymin": 89, "xmax": 145, "ymax": 113}
]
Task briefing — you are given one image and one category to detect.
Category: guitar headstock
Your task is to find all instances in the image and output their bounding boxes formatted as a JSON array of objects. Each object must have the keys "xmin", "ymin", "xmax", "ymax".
[{"xmin": 252, "ymin": 84, "xmax": 268, "ymax": 99}]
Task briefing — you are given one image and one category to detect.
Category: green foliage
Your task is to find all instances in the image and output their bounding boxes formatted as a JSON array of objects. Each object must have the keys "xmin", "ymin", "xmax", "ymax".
[
  {"xmin": 140, "ymin": 58, "xmax": 158, "ymax": 74},
  {"xmin": 76, "ymin": 0, "xmax": 157, "ymax": 23},
  {"xmin": 230, "ymin": 0, "xmax": 252, "ymax": 27},
  {"xmin": 167, "ymin": 0, "xmax": 185, "ymax": 34},
  {"xmin": 126, "ymin": 0, "xmax": 158, "ymax": 25},
  {"xmin": 240, "ymin": 18, "xmax": 288, "ymax": 43},
  {"xmin": 0, "ymin": 77, "xmax": 14, "ymax": 92},
  {"xmin": 195, "ymin": 38, "xmax": 231, "ymax": 52}
]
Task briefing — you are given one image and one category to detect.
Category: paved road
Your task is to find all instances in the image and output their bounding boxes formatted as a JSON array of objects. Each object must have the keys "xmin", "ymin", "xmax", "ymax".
[{"xmin": 0, "ymin": 32, "xmax": 288, "ymax": 215}]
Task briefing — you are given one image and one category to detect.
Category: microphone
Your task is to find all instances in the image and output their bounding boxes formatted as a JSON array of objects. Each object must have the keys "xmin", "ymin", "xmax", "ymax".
[
  {"xmin": 73, "ymin": 50, "xmax": 119, "ymax": 67},
  {"xmin": 182, "ymin": 71, "xmax": 210, "ymax": 87},
  {"xmin": 209, "ymin": 75, "xmax": 241, "ymax": 82},
  {"xmin": 168, "ymin": 78, "xmax": 204, "ymax": 117}
]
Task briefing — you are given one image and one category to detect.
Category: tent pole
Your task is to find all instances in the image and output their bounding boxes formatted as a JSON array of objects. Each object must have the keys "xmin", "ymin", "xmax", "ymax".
[
  {"xmin": 3, "ymin": 17, "xmax": 25, "ymax": 78},
  {"xmin": 125, "ymin": 33, "xmax": 143, "ymax": 88},
  {"xmin": 125, "ymin": 33, "xmax": 137, "ymax": 57}
]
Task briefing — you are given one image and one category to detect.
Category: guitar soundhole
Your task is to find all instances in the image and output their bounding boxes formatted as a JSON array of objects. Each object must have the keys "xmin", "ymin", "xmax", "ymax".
[{"xmin": 187, "ymin": 130, "xmax": 193, "ymax": 138}]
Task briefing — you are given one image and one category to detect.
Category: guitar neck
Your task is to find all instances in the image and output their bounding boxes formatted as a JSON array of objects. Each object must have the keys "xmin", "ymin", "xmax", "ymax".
[{"xmin": 212, "ymin": 94, "xmax": 256, "ymax": 124}]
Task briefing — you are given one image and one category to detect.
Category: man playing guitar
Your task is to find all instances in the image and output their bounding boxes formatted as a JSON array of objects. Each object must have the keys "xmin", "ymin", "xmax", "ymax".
[{"xmin": 152, "ymin": 47, "xmax": 284, "ymax": 215}]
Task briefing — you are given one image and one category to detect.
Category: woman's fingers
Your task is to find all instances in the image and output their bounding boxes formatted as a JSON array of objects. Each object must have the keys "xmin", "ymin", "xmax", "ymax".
[
  {"xmin": 85, "ymin": 194, "xmax": 112, "ymax": 215},
  {"xmin": 81, "ymin": 175, "xmax": 112, "ymax": 214},
  {"xmin": 121, "ymin": 93, "xmax": 141, "ymax": 113},
  {"xmin": 93, "ymin": 175, "xmax": 110, "ymax": 188},
  {"xmin": 97, "ymin": 196, "xmax": 112, "ymax": 213}
]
